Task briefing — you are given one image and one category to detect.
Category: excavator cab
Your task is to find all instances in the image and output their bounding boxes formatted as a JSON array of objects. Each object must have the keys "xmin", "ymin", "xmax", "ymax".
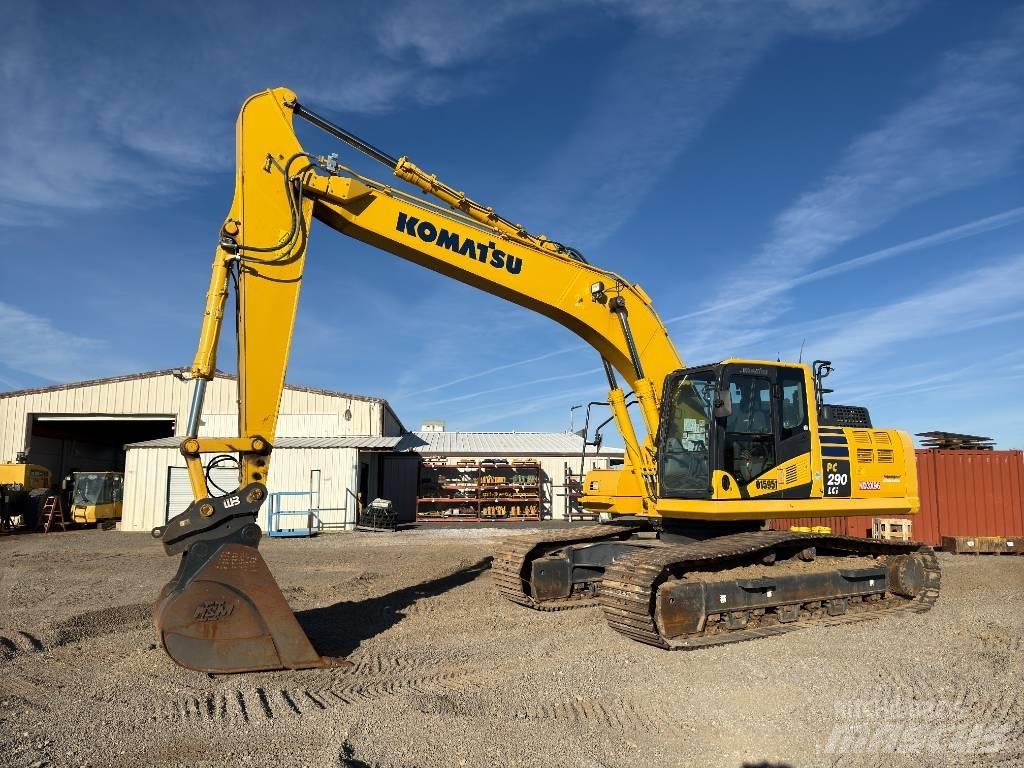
[
  {"xmin": 70, "ymin": 472, "xmax": 124, "ymax": 524},
  {"xmin": 658, "ymin": 361, "xmax": 818, "ymax": 501}
]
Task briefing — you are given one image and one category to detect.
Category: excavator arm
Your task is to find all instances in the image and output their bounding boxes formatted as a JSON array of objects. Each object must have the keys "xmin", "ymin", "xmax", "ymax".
[
  {"xmin": 183, "ymin": 87, "xmax": 683, "ymax": 504},
  {"xmin": 152, "ymin": 87, "xmax": 683, "ymax": 673}
]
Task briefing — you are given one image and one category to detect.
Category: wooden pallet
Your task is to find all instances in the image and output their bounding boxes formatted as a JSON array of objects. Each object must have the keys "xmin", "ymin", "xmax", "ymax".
[
  {"xmin": 872, "ymin": 517, "xmax": 912, "ymax": 541},
  {"xmin": 941, "ymin": 535, "xmax": 1018, "ymax": 555}
]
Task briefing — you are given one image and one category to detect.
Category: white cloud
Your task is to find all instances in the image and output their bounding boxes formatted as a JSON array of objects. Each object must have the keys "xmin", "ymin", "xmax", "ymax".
[
  {"xmin": 0, "ymin": 0, "xmax": 923, "ymax": 234},
  {"xmin": 498, "ymin": 0, "xmax": 923, "ymax": 250},
  {"xmin": 668, "ymin": 205, "xmax": 1024, "ymax": 325},
  {"xmin": 691, "ymin": 14, "xmax": 1024, "ymax": 341},
  {"xmin": 0, "ymin": 302, "xmax": 141, "ymax": 382},
  {"xmin": 0, "ymin": 3, "xmax": 521, "ymax": 220},
  {"xmin": 417, "ymin": 367, "xmax": 603, "ymax": 407},
  {"xmin": 450, "ymin": 382, "xmax": 609, "ymax": 429},
  {"xmin": 809, "ymin": 254, "xmax": 1024, "ymax": 362},
  {"xmin": 403, "ymin": 343, "xmax": 590, "ymax": 398},
  {"xmin": 781, "ymin": 0, "xmax": 925, "ymax": 36}
]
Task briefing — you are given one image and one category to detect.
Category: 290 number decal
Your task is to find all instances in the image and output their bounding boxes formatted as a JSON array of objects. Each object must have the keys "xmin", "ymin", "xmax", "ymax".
[{"xmin": 823, "ymin": 460, "xmax": 851, "ymax": 497}]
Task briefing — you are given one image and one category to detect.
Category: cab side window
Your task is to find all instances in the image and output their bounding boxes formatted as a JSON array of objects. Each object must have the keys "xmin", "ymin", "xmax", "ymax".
[{"xmin": 779, "ymin": 369, "xmax": 807, "ymax": 441}]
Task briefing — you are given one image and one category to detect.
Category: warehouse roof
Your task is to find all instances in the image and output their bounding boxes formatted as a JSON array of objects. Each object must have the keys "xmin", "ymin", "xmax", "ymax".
[
  {"xmin": 1, "ymin": 367, "xmax": 405, "ymax": 432},
  {"xmin": 408, "ymin": 431, "xmax": 623, "ymax": 456},
  {"xmin": 0, "ymin": 368, "xmax": 388, "ymax": 404},
  {"xmin": 126, "ymin": 435, "xmax": 407, "ymax": 450}
]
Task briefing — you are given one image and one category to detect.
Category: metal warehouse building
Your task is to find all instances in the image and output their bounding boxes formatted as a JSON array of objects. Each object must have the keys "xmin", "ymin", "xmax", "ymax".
[
  {"xmin": 1, "ymin": 370, "xmax": 622, "ymax": 531},
  {"xmin": 0, "ymin": 369, "xmax": 406, "ymax": 531}
]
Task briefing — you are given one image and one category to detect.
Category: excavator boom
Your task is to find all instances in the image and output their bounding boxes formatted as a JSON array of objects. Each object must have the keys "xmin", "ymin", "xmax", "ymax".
[{"xmin": 152, "ymin": 87, "xmax": 681, "ymax": 672}]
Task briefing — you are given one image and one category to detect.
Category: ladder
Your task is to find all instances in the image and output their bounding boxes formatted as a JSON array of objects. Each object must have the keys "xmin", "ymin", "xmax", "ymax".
[{"xmin": 38, "ymin": 495, "xmax": 68, "ymax": 533}]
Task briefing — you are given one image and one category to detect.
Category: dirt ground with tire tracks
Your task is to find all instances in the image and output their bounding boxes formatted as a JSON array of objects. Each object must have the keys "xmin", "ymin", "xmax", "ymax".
[{"xmin": 1, "ymin": 525, "xmax": 1022, "ymax": 768}]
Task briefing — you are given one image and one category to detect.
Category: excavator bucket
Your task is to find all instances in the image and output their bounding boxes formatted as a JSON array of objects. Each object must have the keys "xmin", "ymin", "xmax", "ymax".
[{"xmin": 151, "ymin": 483, "xmax": 347, "ymax": 673}]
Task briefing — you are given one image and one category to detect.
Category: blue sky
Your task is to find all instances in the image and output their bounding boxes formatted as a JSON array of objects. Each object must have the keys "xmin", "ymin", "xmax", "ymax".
[{"xmin": 1, "ymin": 1, "xmax": 1022, "ymax": 447}]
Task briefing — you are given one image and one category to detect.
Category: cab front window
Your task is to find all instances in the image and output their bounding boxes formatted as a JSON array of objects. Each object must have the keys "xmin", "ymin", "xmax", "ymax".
[
  {"xmin": 73, "ymin": 474, "xmax": 123, "ymax": 506},
  {"xmin": 659, "ymin": 371, "xmax": 715, "ymax": 497}
]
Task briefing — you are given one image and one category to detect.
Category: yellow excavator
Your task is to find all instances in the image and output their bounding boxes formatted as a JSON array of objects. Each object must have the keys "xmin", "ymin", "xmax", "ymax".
[{"xmin": 151, "ymin": 88, "xmax": 939, "ymax": 673}]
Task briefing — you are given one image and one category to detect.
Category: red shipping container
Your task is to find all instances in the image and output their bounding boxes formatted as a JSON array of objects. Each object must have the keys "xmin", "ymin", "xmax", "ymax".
[
  {"xmin": 919, "ymin": 450, "xmax": 1024, "ymax": 543},
  {"xmin": 771, "ymin": 450, "xmax": 1024, "ymax": 547}
]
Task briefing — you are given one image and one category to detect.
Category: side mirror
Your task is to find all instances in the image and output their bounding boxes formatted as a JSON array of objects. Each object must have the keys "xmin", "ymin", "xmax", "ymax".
[{"xmin": 713, "ymin": 389, "xmax": 732, "ymax": 419}]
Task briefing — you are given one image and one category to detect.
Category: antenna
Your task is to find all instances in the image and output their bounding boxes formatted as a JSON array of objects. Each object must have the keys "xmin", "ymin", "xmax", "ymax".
[{"xmin": 798, "ymin": 338, "xmax": 806, "ymax": 364}]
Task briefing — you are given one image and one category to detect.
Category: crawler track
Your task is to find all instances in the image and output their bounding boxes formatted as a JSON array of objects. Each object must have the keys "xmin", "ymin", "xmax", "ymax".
[
  {"xmin": 492, "ymin": 524, "xmax": 635, "ymax": 610},
  {"xmin": 599, "ymin": 531, "xmax": 940, "ymax": 649}
]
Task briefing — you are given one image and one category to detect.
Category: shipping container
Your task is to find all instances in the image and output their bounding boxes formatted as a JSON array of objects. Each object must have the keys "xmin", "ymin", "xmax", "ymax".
[{"xmin": 771, "ymin": 449, "xmax": 1024, "ymax": 547}]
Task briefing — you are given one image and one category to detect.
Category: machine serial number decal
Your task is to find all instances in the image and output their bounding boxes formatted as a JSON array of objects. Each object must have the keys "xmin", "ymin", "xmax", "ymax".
[
  {"xmin": 859, "ymin": 481, "xmax": 881, "ymax": 491},
  {"xmin": 215, "ymin": 551, "xmax": 259, "ymax": 571},
  {"xmin": 396, "ymin": 212, "xmax": 524, "ymax": 275},
  {"xmin": 754, "ymin": 479, "xmax": 778, "ymax": 491}
]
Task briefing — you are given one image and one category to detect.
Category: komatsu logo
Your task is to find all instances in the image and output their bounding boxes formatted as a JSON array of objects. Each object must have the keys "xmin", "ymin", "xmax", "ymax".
[
  {"xmin": 396, "ymin": 212, "xmax": 524, "ymax": 276},
  {"xmin": 755, "ymin": 479, "xmax": 778, "ymax": 491}
]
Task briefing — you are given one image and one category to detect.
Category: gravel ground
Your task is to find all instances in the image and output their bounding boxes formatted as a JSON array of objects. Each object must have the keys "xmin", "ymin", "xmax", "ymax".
[{"xmin": 1, "ymin": 526, "xmax": 1022, "ymax": 768}]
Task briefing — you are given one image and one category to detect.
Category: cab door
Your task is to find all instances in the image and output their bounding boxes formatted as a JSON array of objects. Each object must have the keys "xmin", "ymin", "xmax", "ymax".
[
  {"xmin": 717, "ymin": 364, "xmax": 812, "ymax": 499},
  {"xmin": 718, "ymin": 365, "xmax": 778, "ymax": 497}
]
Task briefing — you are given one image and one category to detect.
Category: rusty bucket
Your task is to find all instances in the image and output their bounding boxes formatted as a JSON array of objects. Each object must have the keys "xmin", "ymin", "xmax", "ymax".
[{"xmin": 152, "ymin": 483, "xmax": 347, "ymax": 673}]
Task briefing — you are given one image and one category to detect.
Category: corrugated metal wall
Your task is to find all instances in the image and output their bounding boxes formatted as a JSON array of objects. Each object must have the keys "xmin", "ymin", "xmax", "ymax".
[
  {"xmin": 382, "ymin": 408, "xmax": 404, "ymax": 437},
  {"xmin": 122, "ymin": 446, "xmax": 179, "ymax": 531},
  {"xmin": 772, "ymin": 450, "xmax": 1024, "ymax": 546},
  {"xmin": 1, "ymin": 375, "xmax": 182, "ymax": 460},
  {"xmin": 0, "ymin": 372, "xmax": 385, "ymax": 460},
  {"xmin": 121, "ymin": 446, "xmax": 360, "ymax": 532}
]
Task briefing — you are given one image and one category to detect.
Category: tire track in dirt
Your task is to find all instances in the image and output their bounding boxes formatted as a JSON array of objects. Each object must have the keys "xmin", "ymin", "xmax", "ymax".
[
  {"xmin": 158, "ymin": 651, "xmax": 481, "ymax": 726},
  {"xmin": 0, "ymin": 630, "xmax": 44, "ymax": 661},
  {"xmin": 842, "ymin": 669, "xmax": 1024, "ymax": 764},
  {"xmin": 510, "ymin": 697, "xmax": 664, "ymax": 734},
  {"xmin": 0, "ymin": 603, "xmax": 151, "ymax": 663},
  {"xmin": 978, "ymin": 634, "xmax": 1024, "ymax": 653}
]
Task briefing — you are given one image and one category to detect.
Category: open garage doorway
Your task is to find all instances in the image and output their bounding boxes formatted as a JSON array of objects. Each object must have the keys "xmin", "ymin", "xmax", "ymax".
[{"xmin": 27, "ymin": 415, "xmax": 175, "ymax": 480}]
